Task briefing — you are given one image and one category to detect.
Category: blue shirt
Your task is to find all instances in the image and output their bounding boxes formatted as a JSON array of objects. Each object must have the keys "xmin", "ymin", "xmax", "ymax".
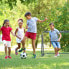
[
  {"xmin": 49, "ymin": 28, "xmax": 60, "ymax": 41},
  {"xmin": 27, "ymin": 17, "xmax": 38, "ymax": 33}
]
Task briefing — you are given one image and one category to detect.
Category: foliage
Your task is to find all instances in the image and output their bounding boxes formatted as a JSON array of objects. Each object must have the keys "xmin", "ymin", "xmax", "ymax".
[
  {"xmin": 0, "ymin": 0, "xmax": 69, "ymax": 51},
  {"xmin": 56, "ymin": 1, "xmax": 69, "ymax": 51}
]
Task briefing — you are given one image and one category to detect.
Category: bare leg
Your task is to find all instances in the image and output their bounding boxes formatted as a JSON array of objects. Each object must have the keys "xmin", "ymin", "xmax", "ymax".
[
  {"xmin": 19, "ymin": 36, "xmax": 27, "ymax": 52},
  {"xmin": 15, "ymin": 43, "xmax": 21, "ymax": 55},
  {"xmin": 57, "ymin": 48, "xmax": 60, "ymax": 54},
  {"xmin": 21, "ymin": 36, "xmax": 27, "ymax": 50},
  {"xmin": 4, "ymin": 44, "xmax": 7, "ymax": 56},
  {"xmin": 54, "ymin": 47, "xmax": 58, "ymax": 55},
  {"xmin": 32, "ymin": 39, "xmax": 36, "ymax": 54},
  {"xmin": 22, "ymin": 42, "xmax": 26, "ymax": 52},
  {"xmin": 21, "ymin": 36, "xmax": 27, "ymax": 43},
  {"xmin": 16, "ymin": 43, "xmax": 21, "ymax": 51},
  {"xmin": 57, "ymin": 48, "xmax": 60, "ymax": 51},
  {"xmin": 8, "ymin": 47, "xmax": 11, "ymax": 56}
]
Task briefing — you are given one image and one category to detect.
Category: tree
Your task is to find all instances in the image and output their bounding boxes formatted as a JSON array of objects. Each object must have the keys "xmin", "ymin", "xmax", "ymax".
[
  {"xmin": 56, "ymin": 0, "xmax": 69, "ymax": 51},
  {"xmin": 0, "ymin": 0, "xmax": 37, "ymax": 9}
]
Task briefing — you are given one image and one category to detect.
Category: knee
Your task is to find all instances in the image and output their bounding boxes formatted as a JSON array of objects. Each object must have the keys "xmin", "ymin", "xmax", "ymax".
[
  {"xmin": 58, "ymin": 48, "xmax": 60, "ymax": 50},
  {"xmin": 18, "ymin": 46, "xmax": 20, "ymax": 49},
  {"xmin": 55, "ymin": 47, "xmax": 57, "ymax": 50},
  {"xmin": 22, "ymin": 41, "xmax": 25, "ymax": 44},
  {"xmin": 4, "ymin": 44, "xmax": 7, "ymax": 47},
  {"xmin": 5, "ymin": 45, "xmax": 7, "ymax": 48}
]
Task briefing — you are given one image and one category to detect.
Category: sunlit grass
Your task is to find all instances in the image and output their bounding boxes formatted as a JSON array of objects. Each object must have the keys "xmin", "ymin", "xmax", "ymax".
[{"xmin": 0, "ymin": 51, "xmax": 69, "ymax": 69}]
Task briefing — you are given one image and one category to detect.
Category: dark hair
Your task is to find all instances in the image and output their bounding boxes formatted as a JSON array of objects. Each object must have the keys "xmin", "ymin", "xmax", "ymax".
[
  {"xmin": 49, "ymin": 23, "xmax": 54, "ymax": 26},
  {"xmin": 18, "ymin": 18, "xmax": 23, "ymax": 22},
  {"xmin": 3, "ymin": 19, "xmax": 9, "ymax": 26},
  {"xmin": 25, "ymin": 12, "xmax": 31, "ymax": 17}
]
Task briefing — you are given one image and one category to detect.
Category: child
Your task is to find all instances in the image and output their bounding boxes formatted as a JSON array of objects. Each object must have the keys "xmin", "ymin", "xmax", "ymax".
[
  {"xmin": 15, "ymin": 19, "xmax": 26, "ymax": 55},
  {"xmin": 19, "ymin": 12, "xmax": 47, "ymax": 58},
  {"xmin": 49, "ymin": 23, "xmax": 62, "ymax": 57},
  {"xmin": 0, "ymin": 19, "xmax": 14, "ymax": 59}
]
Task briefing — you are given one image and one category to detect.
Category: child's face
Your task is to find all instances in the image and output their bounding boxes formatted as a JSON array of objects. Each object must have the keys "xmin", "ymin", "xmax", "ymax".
[
  {"xmin": 5, "ymin": 22, "xmax": 9, "ymax": 26},
  {"xmin": 18, "ymin": 22, "xmax": 23, "ymax": 27},
  {"xmin": 26, "ymin": 15, "xmax": 31, "ymax": 19},
  {"xmin": 50, "ymin": 25, "xmax": 54, "ymax": 29}
]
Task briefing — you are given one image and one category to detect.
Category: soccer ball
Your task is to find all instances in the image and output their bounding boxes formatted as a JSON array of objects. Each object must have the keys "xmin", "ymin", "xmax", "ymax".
[{"xmin": 20, "ymin": 52, "xmax": 27, "ymax": 59}]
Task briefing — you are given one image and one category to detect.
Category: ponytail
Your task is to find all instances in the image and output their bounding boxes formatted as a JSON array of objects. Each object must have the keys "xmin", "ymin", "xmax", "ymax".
[{"xmin": 3, "ymin": 19, "xmax": 9, "ymax": 26}]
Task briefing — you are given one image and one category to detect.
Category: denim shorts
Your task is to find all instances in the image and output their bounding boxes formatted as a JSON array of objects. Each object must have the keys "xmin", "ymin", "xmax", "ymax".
[{"xmin": 51, "ymin": 41, "xmax": 61, "ymax": 48}]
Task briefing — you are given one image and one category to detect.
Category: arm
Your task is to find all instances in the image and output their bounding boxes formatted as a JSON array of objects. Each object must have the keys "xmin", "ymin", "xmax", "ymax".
[
  {"xmin": 15, "ymin": 28, "xmax": 21, "ymax": 39},
  {"xmin": 26, "ymin": 25, "xmax": 28, "ymax": 29},
  {"xmin": 11, "ymin": 30, "xmax": 15, "ymax": 36},
  {"xmin": 24, "ymin": 28, "xmax": 25, "ymax": 33},
  {"xmin": 49, "ymin": 32, "xmax": 51, "ymax": 47},
  {"xmin": 58, "ymin": 33, "xmax": 62, "ymax": 42},
  {"xmin": 50, "ymin": 39, "xmax": 51, "ymax": 47},
  {"xmin": 37, "ymin": 17, "xmax": 47, "ymax": 23}
]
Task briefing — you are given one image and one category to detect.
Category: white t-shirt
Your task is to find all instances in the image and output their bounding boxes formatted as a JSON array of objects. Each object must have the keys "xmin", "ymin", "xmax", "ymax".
[
  {"xmin": 17, "ymin": 27, "xmax": 24, "ymax": 39},
  {"xmin": 27, "ymin": 17, "xmax": 38, "ymax": 33},
  {"xmin": 49, "ymin": 28, "xmax": 60, "ymax": 41}
]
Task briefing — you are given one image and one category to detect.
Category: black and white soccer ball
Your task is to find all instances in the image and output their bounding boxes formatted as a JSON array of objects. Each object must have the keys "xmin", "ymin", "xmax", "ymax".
[{"xmin": 20, "ymin": 52, "xmax": 27, "ymax": 59}]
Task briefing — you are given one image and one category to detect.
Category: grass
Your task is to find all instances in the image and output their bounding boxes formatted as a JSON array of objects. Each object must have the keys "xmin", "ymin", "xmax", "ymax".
[{"xmin": 0, "ymin": 51, "xmax": 69, "ymax": 69}]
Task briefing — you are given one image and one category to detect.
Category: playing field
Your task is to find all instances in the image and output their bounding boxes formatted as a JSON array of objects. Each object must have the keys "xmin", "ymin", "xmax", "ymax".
[{"xmin": 0, "ymin": 51, "xmax": 69, "ymax": 69}]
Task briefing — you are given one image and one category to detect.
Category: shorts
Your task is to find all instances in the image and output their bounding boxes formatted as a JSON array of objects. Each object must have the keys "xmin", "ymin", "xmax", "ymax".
[
  {"xmin": 3, "ymin": 40, "xmax": 11, "ymax": 47},
  {"xmin": 51, "ymin": 41, "xmax": 61, "ymax": 48},
  {"xmin": 16, "ymin": 38, "xmax": 23, "ymax": 43},
  {"xmin": 25, "ymin": 32, "xmax": 36, "ymax": 40}
]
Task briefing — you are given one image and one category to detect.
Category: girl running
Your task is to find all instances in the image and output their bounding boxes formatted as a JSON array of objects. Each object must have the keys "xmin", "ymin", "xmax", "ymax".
[
  {"xmin": 15, "ymin": 19, "xmax": 25, "ymax": 55},
  {"xmin": 0, "ymin": 19, "xmax": 14, "ymax": 59}
]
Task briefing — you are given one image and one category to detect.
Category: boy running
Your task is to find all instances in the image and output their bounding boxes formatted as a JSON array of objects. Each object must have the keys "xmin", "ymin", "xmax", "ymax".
[
  {"xmin": 19, "ymin": 12, "xmax": 47, "ymax": 58},
  {"xmin": 49, "ymin": 23, "xmax": 62, "ymax": 57}
]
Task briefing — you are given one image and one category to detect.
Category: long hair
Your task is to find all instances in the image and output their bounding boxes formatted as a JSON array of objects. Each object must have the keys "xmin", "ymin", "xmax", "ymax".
[{"xmin": 3, "ymin": 19, "xmax": 9, "ymax": 26}]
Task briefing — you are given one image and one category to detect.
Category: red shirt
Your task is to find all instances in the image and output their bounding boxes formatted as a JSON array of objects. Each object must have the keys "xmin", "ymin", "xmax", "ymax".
[{"xmin": 1, "ymin": 26, "xmax": 12, "ymax": 41}]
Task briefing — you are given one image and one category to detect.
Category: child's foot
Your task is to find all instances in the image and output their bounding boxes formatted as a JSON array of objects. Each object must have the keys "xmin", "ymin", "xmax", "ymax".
[
  {"xmin": 19, "ymin": 48, "xmax": 25, "ymax": 52},
  {"xmin": 15, "ymin": 49, "xmax": 18, "ymax": 55},
  {"xmin": 57, "ymin": 52, "xmax": 60, "ymax": 56},
  {"xmin": 8, "ymin": 56, "xmax": 12, "ymax": 59},
  {"xmin": 54, "ymin": 55, "xmax": 57, "ymax": 57},
  {"xmin": 32, "ymin": 54, "xmax": 36, "ymax": 58},
  {"xmin": 5, "ymin": 56, "xmax": 8, "ymax": 59}
]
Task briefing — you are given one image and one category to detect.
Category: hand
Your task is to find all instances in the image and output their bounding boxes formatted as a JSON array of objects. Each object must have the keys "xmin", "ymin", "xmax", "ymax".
[
  {"xmin": 26, "ymin": 26, "xmax": 28, "ymax": 29},
  {"xmin": 44, "ymin": 17, "xmax": 48, "ymax": 21},
  {"xmin": 18, "ymin": 37, "xmax": 21, "ymax": 40},
  {"xmin": 13, "ymin": 33, "xmax": 15, "ymax": 36},
  {"xmin": 58, "ymin": 38, "xmax": 60, "ymax": 42}
]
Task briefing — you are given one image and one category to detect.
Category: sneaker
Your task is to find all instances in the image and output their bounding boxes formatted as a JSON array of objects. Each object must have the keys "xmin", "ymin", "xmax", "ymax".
[
  {"xmin": 15, "ymin": 49, "xmax": 18, "ymax": 55},
  {"xmin": 57, "ymin": 53, "xmax": 60, "ymax": 56},
  {"xmin": 32, "ymin": 54, "xmax": 36, "ymax": 58},
  {"xmin": 54, "ymin": 55, "xmax": 57, "ymax": 57},
  {"xmin": 19, "ymin": 48, "xmax": 25, "ymax": 52},
  {"xmin": 8, "ymin": 56, "xmax": 12, "ymax": 59},
  {"xmin": 5, "ymin": 56, "xmax": 8, "ymax": 59}
]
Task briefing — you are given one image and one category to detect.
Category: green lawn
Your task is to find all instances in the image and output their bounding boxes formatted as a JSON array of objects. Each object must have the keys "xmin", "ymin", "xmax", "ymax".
[{"xmin": 0, "ymin": 51, "xmax": 69, "ymax": 69}]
